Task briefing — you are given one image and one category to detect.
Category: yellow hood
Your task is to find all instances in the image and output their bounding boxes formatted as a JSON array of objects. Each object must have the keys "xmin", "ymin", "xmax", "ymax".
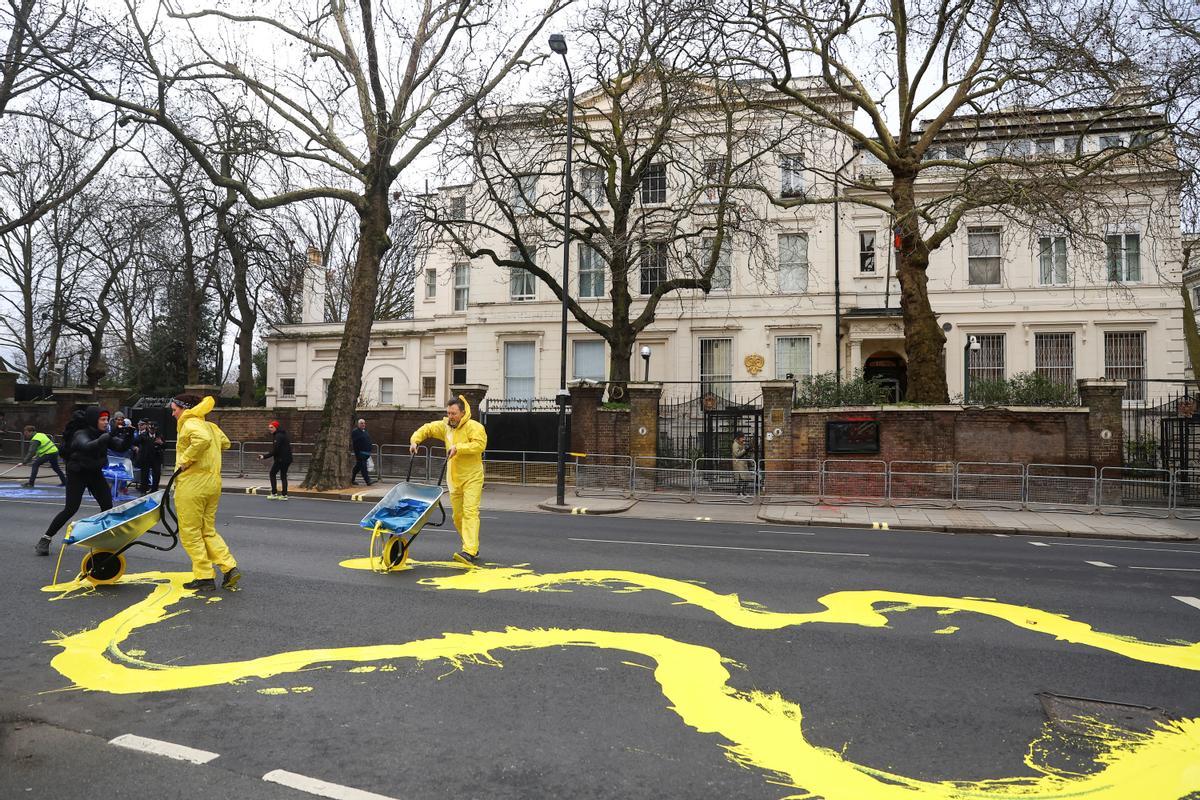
[
  {"xmin": 178, "ymin": 395, "xmax": 215, "ymax": 426},
  {"xmin": 445, "ymin": 395, "xmax": 472, "ymax": 429}
]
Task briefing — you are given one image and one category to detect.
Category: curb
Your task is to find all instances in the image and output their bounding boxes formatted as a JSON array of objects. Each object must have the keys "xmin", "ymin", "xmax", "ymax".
[
  {"xmin": 220, "ymin": 485, "xmax": 383, "ymax": 503},
  {"xmin": 538, "ymin": 499, "xmax": 637, "ymax": 515}
]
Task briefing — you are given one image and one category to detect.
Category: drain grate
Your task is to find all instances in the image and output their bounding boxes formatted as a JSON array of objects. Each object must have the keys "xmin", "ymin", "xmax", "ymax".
[{"xmin": 1037, "ymin": 692, "xmax": 1173, "ymax": 738}]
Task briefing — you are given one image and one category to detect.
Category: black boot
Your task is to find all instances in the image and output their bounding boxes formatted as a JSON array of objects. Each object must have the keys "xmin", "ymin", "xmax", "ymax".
[
  {"xmin": 35, "ymin": 536, "xmax": 51, "ymax": 556},
  {"xmin": 182, "ymin": 578, "xmax": 216, "ymax": 591},
  {"xmin": 221, "ymin": 567, "xmax": 242, "ymax": 591}
]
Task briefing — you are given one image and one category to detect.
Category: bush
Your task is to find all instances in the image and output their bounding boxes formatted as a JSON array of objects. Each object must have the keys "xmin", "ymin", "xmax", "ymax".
[
  {"xmin": 794, "ymin": 371, "xmax": 891, "ymax": 408},
  {"xmin": 964, "ymin": 371, "xmax": 1078, "ymax": 407}
]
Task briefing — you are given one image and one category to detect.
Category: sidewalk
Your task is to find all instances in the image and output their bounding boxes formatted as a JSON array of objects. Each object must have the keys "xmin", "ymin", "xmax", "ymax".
[{"xmin": 219, "ymin": 476, "xmax": 1200, "ymax": 542}]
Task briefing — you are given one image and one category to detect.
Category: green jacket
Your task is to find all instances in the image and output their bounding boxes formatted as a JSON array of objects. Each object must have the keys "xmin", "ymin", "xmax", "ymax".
[{"xmin": 28, "ymin": 432, "xmax": 57, "ymax": 459}]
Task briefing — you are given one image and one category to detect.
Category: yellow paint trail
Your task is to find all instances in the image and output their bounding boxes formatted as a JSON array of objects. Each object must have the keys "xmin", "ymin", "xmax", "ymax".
[{"xmin": 40, "ymin": 562, "xmax": 1200, "ymax": 800}]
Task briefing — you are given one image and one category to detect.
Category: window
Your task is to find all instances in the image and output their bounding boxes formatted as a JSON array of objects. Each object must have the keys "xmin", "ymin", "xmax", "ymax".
[
  {"xmin": 699, "ymin": 338, "xmax": 733, "ymax": 397},
  {"xmin": 573, "ymin": 340, "xmax": 605, "ymax": 382},
  {"xmin": 778, "ymin": 233, "xmax": 809, "ymax": 293},
  {"xmin": 1035, "ymin": 138, "xmax": 1057, "ymax": 156},
  {"xmin": 509, "ymin": 249, "xmax": 536, "ymax": 301},
  {"xmin": 1010, "ymin": 139, "xmax": 1033, "ymax": 158},
  {"xmin": 775, "ymin": 336, "xmax": 812, "ymax": 379},
  {"xmin": 579, "ymin": 243, "xmax": 605, "ymax": 299},
  {"xmin": 944, "ymin": 143, "xmax": 966, "ymax": 160},
  {"xmin": 780, "ymin": 154, "xmax": 804, "ymax": 198},
  {"xmin": 984, "ymin": 140, "xmax": 1005, "ymax": 158},
  {"xmin": 1130, "ymin": 131, "xmax": 1150, "ymax": 148},
  {"xmin": 424, "ymin": 268, "xmax": 437, "ymax": 300},
  {"xmin": 1100, "ymin": 134, "xmax": 1124, "ymax": 150},
  {"xmin": 450, "ymin": 350, "xmax": 467, "ymax": 385},
  {"xmin": 453, "ymin": 264, "xmax": 469, "ymax": 311},
  {"xmin": 967, "ymin": 227, "xmax": 1002, "ymax": 286},
  {"xmin": 1035, "ymin": 333, "xmax": 1075, "ymax": 388},
  {"xmin": 378, "ymin": 377, "xmax": 393, "ymax": 405},
  {"xmin": 448, "ymin": 195, "xmax": 466, "ymax": 219},
  {"xmin": 513, "ymin": 174, "xmax": 537, "ymax": 215},
  {"xmin": 702, "ymin": 158, "xmax": 724, "ymax": 203},
  {"xmin": 280, "ymin": 378, "xmax": 295, "ymax": 398},
  {"xmin": 1192, "ymin": 286, "xmax": 1200, "ymax": 309},
  {"xmin": 1061, "ymin": 136, "xmax": 1081, "ymax": 155},
  {"xmin": 581, "ymin": 167, "xmax": 606, "ymax": 207},
  {"xmin": 967, "ymin": 333, "xmax": 1005, "ymax": 383},
  {"xmin": 640, "ymin": 162, "xmax": 666, "ymax": 204},
  {"xmin": 701, "ymin": 236, "xmax": 731, "ymax": 290},
  {"xmin": 1104, "ymin": 331, "xmax": 1146, "ymax": 401},
  {"xmin": 640, "ymin": 241, "xmax": 668, "ymax": 295},
  {"xmin": 1106, "ymin": 233, "xmax": 1140, "ymax": 282},
  {"xmin": 858, "ymin": 231, "xmax": 876, "ymax": 273},
  {"xmin": 421, "ymin": 376, "xmax": 436, "ymax": 400},
  {"xmin": 504, "ymin": 342, "xmax": 535, "ymax": 401},
  {"xmin": 322, "ymin": 378, "xmax": 332, "ymax": 402},
  {"xmin": 1038, "ymin": 235, "xmax": 1068, "ymax": 285}
]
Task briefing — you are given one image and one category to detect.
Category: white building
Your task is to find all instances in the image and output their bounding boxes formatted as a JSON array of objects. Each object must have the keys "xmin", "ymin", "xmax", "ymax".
[{"xmin": 266, "ymin": 85, "xmax": 1186, "ymax": 409}]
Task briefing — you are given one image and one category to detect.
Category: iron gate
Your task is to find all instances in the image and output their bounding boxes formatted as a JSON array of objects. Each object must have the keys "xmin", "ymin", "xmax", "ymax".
[{"xmin": 658, "ymin": 386, "xmax": 762, "ymax": 464}]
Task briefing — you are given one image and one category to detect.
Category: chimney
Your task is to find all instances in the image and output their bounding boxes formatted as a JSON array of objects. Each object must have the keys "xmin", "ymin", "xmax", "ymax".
[{"xmin": 301, "ymin": 245, "xmax": 326, "ymax": 324}]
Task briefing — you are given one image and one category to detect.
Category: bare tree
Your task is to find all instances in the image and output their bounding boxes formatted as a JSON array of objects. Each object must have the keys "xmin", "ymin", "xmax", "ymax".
[{"xmin": 715, "ymin": 0, "xmax": 1177, "ymax": 401}]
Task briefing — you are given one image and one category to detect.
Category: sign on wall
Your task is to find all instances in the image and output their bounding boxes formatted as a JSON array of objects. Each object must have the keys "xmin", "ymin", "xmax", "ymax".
[{"xmin": 826, "ymin": 419, "xmax": 880, "ymax": 455}]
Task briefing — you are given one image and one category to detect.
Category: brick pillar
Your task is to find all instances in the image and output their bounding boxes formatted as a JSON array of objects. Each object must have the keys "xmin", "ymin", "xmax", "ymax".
[
  {"xmin": 761, "ymin": 380, "xmax": 795, "ymax": 494},
  {"xmin": 95, "ymin": 387, "xmax": 132, "ymax": 415},
  {"xmin": 0, "ymin": 371, "xmax": 16, "ymax": 403},
  {"xmin": 184, "ymin": 384, "xmax": 222, "ymax": 402},
  {"xmin": 626, "ymin": 382, "xmax": 662, "ymax": 462},
  {"xmin": 449, "ymin": 383, "xmax": 488, "ymax": 416},
  {"xmin": 568, "ymin": 381, "xmax": 604, "ymax": 454},
  {"xmin": 1078, "ymin": 379, "xmax": 1125, "ymax": 468},
  {"xmin": 53, "ymin": 387, "xmax": 93, "ymax": 431}
]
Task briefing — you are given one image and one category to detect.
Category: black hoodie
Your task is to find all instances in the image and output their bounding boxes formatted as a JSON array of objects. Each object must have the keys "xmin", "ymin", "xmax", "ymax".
[
  {"xmin": 61, "ymin": 407, "xmax": 117, "ymax": 473},
  {"xmin": 267, "ymin": 427, "xmax": 293, "ymax": 462}
]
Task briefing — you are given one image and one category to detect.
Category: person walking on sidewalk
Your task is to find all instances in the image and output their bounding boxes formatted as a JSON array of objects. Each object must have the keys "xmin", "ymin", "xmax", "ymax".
[
  {"xmin": 35, "ymin": 408, "xmax": 126, "ymax": 555},
  {"xmin": 21, "ymin": 424, "xmax": 66, "ymax": 488},
  {"xmin": 171, "ymin": 394, "xmax": 240, "ymax": 591},
  {"xmin": 351, "ymin": 419, "xmax": 374, "ymax": 486},
  {"xmin": 409, "ymin": 395, "xmax": 488, "ymax": 567},
  {"xmin": 259, "ymin": 420, "xmax": 293, "ymax": 500}
]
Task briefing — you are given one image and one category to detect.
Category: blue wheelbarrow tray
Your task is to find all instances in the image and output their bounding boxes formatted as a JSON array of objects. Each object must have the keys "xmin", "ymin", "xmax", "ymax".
[
  {"xmin": 360, "ymin": 482, "xmax": 444, "ymax": 535},
  {"xmin": 65, "ymin": 490, "xmax": 166, "ymax": 552}
]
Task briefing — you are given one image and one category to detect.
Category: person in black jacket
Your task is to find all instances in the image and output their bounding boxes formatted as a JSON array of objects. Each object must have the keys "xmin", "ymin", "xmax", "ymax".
[
  {"xmin": 350, "ymin": 418, "xmax": 374, "ymax": 486},
  {"xmin": 35, "ymin": 407, "xmax": 131, "ymax": 556},
  {"xmin": 259, "ymin": 420, "xmax": 293, "ymax": 500}
]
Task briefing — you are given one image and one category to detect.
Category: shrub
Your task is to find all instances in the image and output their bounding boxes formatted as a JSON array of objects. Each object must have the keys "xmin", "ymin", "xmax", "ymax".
[
  {"xmin": 794, "ymin": 371, "xmax": 891, "ymax": 408},
  {"xmin": 964, "ymin": 371, "xmax": 1078, "ymax": 407}
]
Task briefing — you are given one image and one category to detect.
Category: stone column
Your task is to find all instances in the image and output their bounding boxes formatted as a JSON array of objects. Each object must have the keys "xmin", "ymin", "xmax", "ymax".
[
  {"xmin": 626, "ymin": 382, "xmax": 662, "ymax": 463},
  {"xmin": 760, "ymin": 381, "xmax": 795, "ymax": 498},
  {"xmin": 1077, "ymin": 379, "xmax": 1126, "ymax": 469},
  {"xmin": 568, "ymin": 381, "xmax": 604, "ymax": 454},
  {"xmin": 95, "ymin": 387, "xmax": 132, "ymax": 415},
  {"xmin": 0, "ymin": 371, "xmax": 16, "ymax": 403},
  {"xmin": 53, "ymin": 387, "xmax": 93, "ymax": 431},
  {"xmin": 449, "ymin": 383, "xmax": 488, "ymax": 416}
]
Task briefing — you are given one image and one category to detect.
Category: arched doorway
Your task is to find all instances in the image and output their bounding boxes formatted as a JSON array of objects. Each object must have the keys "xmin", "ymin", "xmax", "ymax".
[{"xmin": 864, "ymin": 351, "xmax": 907, "ymax": 402}]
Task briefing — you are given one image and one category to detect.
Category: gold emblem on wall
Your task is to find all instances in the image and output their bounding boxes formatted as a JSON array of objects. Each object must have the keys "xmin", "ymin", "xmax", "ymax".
[{"xmin": 744, "ymin": 354, "xmax": 765, "ymax": 376}]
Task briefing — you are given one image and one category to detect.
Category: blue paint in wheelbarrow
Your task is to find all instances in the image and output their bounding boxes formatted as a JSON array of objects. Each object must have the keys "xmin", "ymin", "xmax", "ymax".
[{"xmin": 361, "ymin": 497, "xmax": 433, "ymax": 534}]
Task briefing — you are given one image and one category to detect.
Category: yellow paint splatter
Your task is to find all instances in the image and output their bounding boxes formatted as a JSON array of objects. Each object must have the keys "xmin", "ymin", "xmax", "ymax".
[
  {"xmin": 933, "ymin": 626, "xmax": 959, "ymax": 635},
  {"xmin": 257, "ymin": 687, "xmax": 287, "ymax": 695},
  {"xmin": 348, "ymin": 666, "xmax": 377, "ymax": 673},
  {"xmin": 41, "ymin": 565, "xmax": 1200, "ymax": 800}
]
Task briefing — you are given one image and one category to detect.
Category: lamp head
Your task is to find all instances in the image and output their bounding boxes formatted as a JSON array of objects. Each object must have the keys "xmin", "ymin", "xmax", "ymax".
[
  {"xmin": 548, "ymin": 34, "xmax": 567, "ymax": 55},
  {"xmin": 640, "ymin": 345, "xmax": 651, "ymax": 359},
  {"xmin": 968, "ymin": 335, "xmax": 981, "ymax": 351}
]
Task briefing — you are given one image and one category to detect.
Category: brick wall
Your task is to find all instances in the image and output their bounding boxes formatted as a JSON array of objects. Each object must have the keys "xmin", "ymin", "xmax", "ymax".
[
  {"xmin": 594, "ymin": 408, "xmax": 630, "ymax": 455},
  {"xmin": 0, "ymin": 402, "xmax": 60, "ymax": 435},
  {"xmin": 206, "ymin": 407, "xmax": 447, "ymax": 447}
]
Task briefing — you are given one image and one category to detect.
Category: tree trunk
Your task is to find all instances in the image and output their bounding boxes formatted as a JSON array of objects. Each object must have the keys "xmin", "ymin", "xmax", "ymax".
[
  {"xmin": 892, "ymin": 177, "xmax": 949, "ymax": 403},
  {"xmin": 216, "ymin": 194, "xmax": 259, "ymax": 406},
  {"xmin": 302, "ymin": 188, "xmax": 391, "ymax": 490},
  {"xmin": 1183, "ymin": 282, "xmax": 1200, "ymax": 379},
  {"xmin": 607, "ymin": 331, "xmax": 635, "ymax": 400}
]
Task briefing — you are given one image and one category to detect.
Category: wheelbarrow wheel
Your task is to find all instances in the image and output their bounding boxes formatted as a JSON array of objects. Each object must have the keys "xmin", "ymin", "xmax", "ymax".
[
  {"xmin": 381, "ymin": 535, "xmax": 409, "ymax": 571},
  {"xmin": 81, "ymin": 550, "xmax": 126, "ymax": 585}
]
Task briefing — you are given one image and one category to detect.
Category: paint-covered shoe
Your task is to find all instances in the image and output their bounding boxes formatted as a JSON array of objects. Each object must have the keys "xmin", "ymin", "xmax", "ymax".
[
  {"xmin": 452, "ymin": 551, "xmax": 479, "ymax": 568},
  {"xmin": 221, "ymin": 567, "xmax": 242, "ymax": 591},
  {"xmin": 265, "ymin": 493, "xmax": 280, "ymax": 500},
  {"xmin": 182, "ymin": 578, "xmax": 217, "ymax": 591},
  {"xmin": 278, "ymin": 495, "xmax": 289, "ymax": 501},
  {"xmin": 35, "ymin": 536, "xmax": 50, "ymax": 556}
]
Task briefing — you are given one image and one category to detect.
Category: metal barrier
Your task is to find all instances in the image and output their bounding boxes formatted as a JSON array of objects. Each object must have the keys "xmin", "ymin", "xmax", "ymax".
[
  {"xmin": 955, "ymin": 462, "xmax": 1024, "ymax": 508},
  {"xmin": 821, "ymin": 459, "xmax": 888, "ymax": 504},
  {"xmin": 1025, "ymin": 464, "xmax": 1097, "ymax": 513},
  {"xmin": 1098, "ymin": 466, "xmax": 1172, "ymax": 518},
  {"xmin": 0, "ymin": 433, "xmax": 26, "ymax": 460},
  {"xmin": 758, "ymin": 459, "xmax": 821, "ymax": 505},
  {"xmin": 483, "ymin": 450, "xmax": 572, "ymax": 486},
  {"xmin": 632, "ymin": 456, "xmax": 693, "ymax": 502},
  {"xmin": 1172, "ymin": 469, "xmax": 1200, "ymax": 520},
  {"xmin": 693, "ymin": 457, "xmax": 756, "ymax": 504},
  {"xmin": 575, "ymin": 454, "xmax": 634, "ymax": 497},
  {"xmin": 888, "ymin": 461, "xmax": 955, "ymax": 507}
]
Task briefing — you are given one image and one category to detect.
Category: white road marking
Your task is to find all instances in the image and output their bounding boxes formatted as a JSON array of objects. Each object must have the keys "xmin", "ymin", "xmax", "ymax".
[
  {"xmin": 1085, "ymin": 561, "xmax": 1116, "ymax": 568},
  {"xmin": 1173, "ymin": 596, "xmax": 1200, "ymax": 611},
  {"xmin": 1029, "ymin": 541, "xmax": 1051, "ymax": 547},
  {"xmin": 569, "ymin": 537, "xmax": 869, "ymax": 557},
  {"xmin": 992, "ymin": 533, "xmax": 1009, "ymax": 537},
  {"xmin": 263, "ymin": 769, "xmax": 399, "ymax": 800},
  {"xmin": 755, "ymin": 529, "xmax": 816, "ymax": 536},
  {"xmin": 234, "ymin": 515, "xmax": 360, "ymax": 527},
  {"xmin": 109, "ymin": 734, "xmax": 219, "ymax": 764},
  {"xmin": 1129, "ymin": 566, "xmax": 1200, "ymax": 573},
  {"xmin": 1020, "ymin": 541, "xmax": 1200, "ymax": 555}
]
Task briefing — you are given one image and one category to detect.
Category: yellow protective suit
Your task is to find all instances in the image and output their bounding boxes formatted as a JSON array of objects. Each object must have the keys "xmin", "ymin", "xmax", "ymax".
[
  {"xmin": 410, "ymin": 396, "xmax": 488, "ymax": 556},
  {"xmin": 174, "ymin": 396, "xmax": 237, "ymax": 579}
]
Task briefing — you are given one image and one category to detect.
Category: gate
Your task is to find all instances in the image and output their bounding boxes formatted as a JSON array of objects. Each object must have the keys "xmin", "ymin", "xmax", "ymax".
[
  {"xmin": 657, "ymin": 384, "xmax": 762, "ymax": 464},
  {"xmin": 480, "ymin": 398, "xmax": 569, "ymax": 454}
]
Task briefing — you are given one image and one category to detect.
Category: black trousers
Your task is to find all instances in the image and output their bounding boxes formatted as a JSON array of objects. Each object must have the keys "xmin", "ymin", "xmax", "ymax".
[
  {"xmin": 29, "ymin": 453, "xmax": 67, "ymax": 485},
  {"xmin": 351, "ymin": 454, "xmax": 372, "ymax": 485},
  {"xmin": 270, "ymin": 459, "xmax": 292, "ymax": 495},
  {"xmin": 138, "ymin": 463, "xmax": 161, "ymax": 493},
  {"xmin": 43, "ymin": 469, "xmax": 113, "ymax": 540}
]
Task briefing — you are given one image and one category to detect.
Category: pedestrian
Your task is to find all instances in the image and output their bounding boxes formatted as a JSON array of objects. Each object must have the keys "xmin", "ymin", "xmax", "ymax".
[
  {"xmin": 409, "ymin": 395, "xmax": 488, "ymax": 567},
  {"xmin": 21, "ymin": 424, "xmax": 66, "ymax": 488},
  {"xmin": 35, "ymin": 407, "xmax": 123, "ymax": 556},
  {"xmin": 171, "ymin": 393, "xmax": 240, "ymax": 591},
  {"xmin": 146, "ymin": 423, "xmax": 164, "ymax": 491},
  {"xmin": 132, "ymin": 420, "xmax": 155, "ymax": 493},
  {"xmin": 259, "ymin": 420, "xmax": 293, "ymax": 500},
  {"xmin": 351, "ymin": 418, "xmax": 374, "ymax": 486},
  {"xmin": 731, "ymin": 431, "xmax": 755, "ymax": 496}
]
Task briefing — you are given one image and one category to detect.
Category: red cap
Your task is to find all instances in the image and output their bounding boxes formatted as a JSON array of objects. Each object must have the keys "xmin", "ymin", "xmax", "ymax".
[{"xmin": 269, "ymin": 420, "xmax": 280, "ymax": 429}]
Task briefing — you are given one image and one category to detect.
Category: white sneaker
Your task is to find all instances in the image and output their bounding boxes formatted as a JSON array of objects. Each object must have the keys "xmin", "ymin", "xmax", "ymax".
[{"xmin": 266, "ymin": 493, "xmax": 280, "ymax": 500}]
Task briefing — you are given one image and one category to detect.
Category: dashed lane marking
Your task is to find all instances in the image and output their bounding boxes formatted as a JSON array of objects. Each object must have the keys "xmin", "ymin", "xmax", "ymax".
[
  {"xmin": 1029, "ymin": 541, "xmax": 1051, "ymax": 547},
  {"xmin": 1173, "ymin": 596, "xmax": 1200, "ymax": 611},
  {"xmin": 263, "ymin": 769, "xmax": 399, "ymax": 800},
  {"xmin": 1129, "ymin": 566, "xmax": 1200, "ymax": 573},
  {"xmin": 568, "ymin": 537, "xmax": 869, "ymax": 558},
  {"xmin": 233, "ymin": 515, "xmax": 361, "ymax": 527},
  {"xmin": 109, "ymin": 733, "xmax": 219, "ymax": 764},
  {"xmin": 755, "ymin": 529, "xmax": 815, "ymax": 536},
  {"xmin": 1022, "ymin": 541, "xmax": 1200, "ymax": 555},
  {"xmin": 1086, "ymin": 561, "xmax": 1116, "ymax": 568},
  {"xmin": 992, "ymin": 533, "xmax": 1009, "ymax": 537}
]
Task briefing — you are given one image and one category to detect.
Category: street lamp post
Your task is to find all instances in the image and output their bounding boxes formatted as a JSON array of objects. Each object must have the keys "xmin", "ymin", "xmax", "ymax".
[
  {"xmin": 963, "ymin": 335, "xmax": 981, "ymax": 403},
  {"xmin": 550, "ymin": 33, "xmax": 574, "ymax": 508},
  {"xmin": 640, "ymin": 345, "xmax": 651, "ymax": 382}
]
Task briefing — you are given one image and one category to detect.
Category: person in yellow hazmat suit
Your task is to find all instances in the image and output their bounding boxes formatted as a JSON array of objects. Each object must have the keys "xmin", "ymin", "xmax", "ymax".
[
  {"xmin": 170, "ymin": 394, "xmax": 241, "ymax": 591},
  {"xmin": 409, "ymin": 395, "xmax": 488, "ymax": 567}
]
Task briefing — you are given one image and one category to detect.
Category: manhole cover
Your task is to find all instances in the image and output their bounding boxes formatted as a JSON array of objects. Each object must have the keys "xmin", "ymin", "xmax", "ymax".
[{"xmin": 1038, "ymin": 692, "xmax": 1173, "ymax": 738}]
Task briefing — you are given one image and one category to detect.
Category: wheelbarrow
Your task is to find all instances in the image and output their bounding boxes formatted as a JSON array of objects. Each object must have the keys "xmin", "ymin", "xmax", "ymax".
[
  {"xmin": 55, "ymin": 471, "xmax": 180, "ymax": 585},
  {"xmin": 360, "ymin": 454, "xmax": 447, "ymax": 572}
]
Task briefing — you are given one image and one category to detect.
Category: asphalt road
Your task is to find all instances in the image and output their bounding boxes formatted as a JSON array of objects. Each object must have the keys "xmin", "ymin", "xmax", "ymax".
[{"xmin": 1, "ymin": 481, "xmax": 1198, "ymax": 800}]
